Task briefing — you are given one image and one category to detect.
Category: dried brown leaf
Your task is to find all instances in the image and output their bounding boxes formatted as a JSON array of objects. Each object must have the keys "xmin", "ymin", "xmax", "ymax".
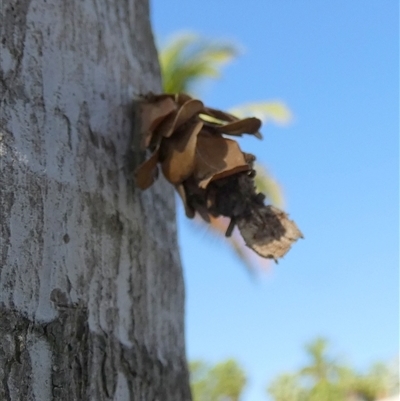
[
  {"xmin": 136, "ymin": 93, "xmax": 301, "ymax": 262},
  {"xmin": 192, "ymin": 202, "xmax": 211, "ymax": 222},
  {"xmin": 145, "ymin": 93, "xmax": 175, "ymax": 102},
  {"xmin": 194, "ymin": 132, "xmax": 250, "ymax": 188},
  {"xmin": 140, "ymin": 98, "xmax": 177, "ymax": 148},
  {"xmin": 155, "ymin": 99, "xmax": 204, "ymax": 138},
  {"xmin": 161, "ymin": 121, "xmax": 203, "ymax": 184},
  {"xmin": 215, "ymin": 117, "xmax": 262, "ymax": 138},
  {"xmin": 175, "ymin": 184, "xmax": 195, "ymax": 218},
  {"xmin": 175, "ymin": 93, "xmax": 193, "ymax": 105},
  {"xmin": 134, "ymin": 148, "xmax": 160, "ymax": 190},
  {"xmin": 237, "ymin": 205, "xmax": 303, "ymax": 260}
]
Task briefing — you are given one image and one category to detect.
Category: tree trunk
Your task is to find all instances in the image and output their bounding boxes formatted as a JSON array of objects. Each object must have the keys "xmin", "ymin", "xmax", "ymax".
[{"xmin": 0, "ymin": 1, "xmax": 191, "ymax": 400}]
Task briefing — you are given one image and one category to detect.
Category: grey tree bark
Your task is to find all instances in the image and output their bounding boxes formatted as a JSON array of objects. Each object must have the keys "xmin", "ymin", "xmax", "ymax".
[{"xmin": 0, "ymin": 0, "xmax": 191, "ymax": 400}]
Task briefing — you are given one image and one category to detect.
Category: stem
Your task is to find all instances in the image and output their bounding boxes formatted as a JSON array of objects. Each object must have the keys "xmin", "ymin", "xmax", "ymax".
[{"xmin": 225, "ymin": 217, "xmax": 236, "ymax": 237}]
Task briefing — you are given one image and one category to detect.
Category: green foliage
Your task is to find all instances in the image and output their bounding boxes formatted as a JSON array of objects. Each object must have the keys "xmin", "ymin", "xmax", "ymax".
[
  {"xmin": 254, "ymin": 164, "xmax": 284, "ymax": 207},
  {"xmin": 268, "ymin": 374, "xmax": 307, "ymax": 401},
  {"xmin": 189, "ymin": 359, "xmax": 247, "ymax": 401},
  {"xmin": 159, "ymin": 33, "xmax": 237, "ymax": 95},
  {"xmin": 352, "ymin": 363, "xmax": 395, "ymax": 401},
  {"xmin": 306, "ymin": 381, "xmax": 343, "ymax": 401},
  {"xmin": 229, "ymin": 102, "xmax": 292, "ymax": 126},
  {"xmin": 158, "ymin": 33, "xmax": 292, "ymax": 130},
  {"xmin": 267, "ymin": 338, "xmax": 399, "ymax": 401},
  {"xmin": 300, "ymin": 337, "xmax": 338, "ymax": 383},
  {"xmin": 189, "ymin": 340, "xmax": 397, "ymax": 401}
]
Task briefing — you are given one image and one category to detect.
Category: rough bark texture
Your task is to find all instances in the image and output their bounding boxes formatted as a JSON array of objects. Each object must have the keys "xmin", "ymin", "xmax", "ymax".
[{"xmin": 0, "ymin": 0, "xmax": 191, "ymax": 400}]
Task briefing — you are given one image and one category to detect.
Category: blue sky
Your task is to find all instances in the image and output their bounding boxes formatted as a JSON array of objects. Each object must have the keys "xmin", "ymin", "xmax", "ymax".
[{"xmin": 151, "ymin": 1, "xmax": 398, "ymax": 400}]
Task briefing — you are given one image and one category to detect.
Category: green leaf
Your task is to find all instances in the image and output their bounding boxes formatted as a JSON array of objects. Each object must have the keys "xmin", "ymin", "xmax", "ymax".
[
  {"xmin": 229, "ymin": 102, "xmax": 292, "ymax": 125},
  {"xmin": 189, "ymin": 359, "xmax": 246, "ymax": 401},
  {"xmin": 159, "ymin": 32, "xmax": 237, "ymax": 95},
  {"xmin": 254, "ymin": 164, "xmax": 284, "ymax": 208}
]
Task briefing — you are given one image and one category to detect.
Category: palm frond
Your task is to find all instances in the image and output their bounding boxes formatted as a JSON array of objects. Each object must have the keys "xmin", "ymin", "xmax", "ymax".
[
  {"xmin": 159, "ymin": 33, "xmax": 237, "ymax": 94},
  {"xmin": 229, "ymin": 101, "xmax": 292, "ymax": 125},
  {"xmin": 254, "ymin": 164, "xmax": 284, "ymax": 208}
]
